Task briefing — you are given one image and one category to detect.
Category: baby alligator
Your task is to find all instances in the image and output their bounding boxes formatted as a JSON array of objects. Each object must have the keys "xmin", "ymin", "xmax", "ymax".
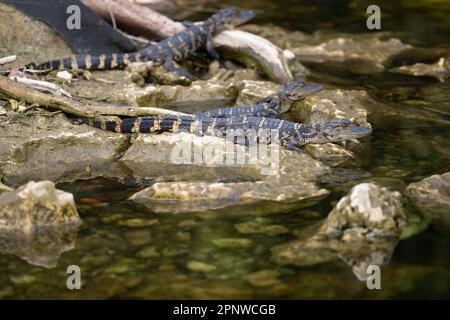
[
  {"xmin": 27, "ymin": 7, "xmax": 255, "ymax": 78},
  {"xmin": 195, "ymin": 81, "xmax": 323, "ymax": 118},
  {"xmin": 75, "ymin": 115, "xmax": 372, "ymax": 152}
]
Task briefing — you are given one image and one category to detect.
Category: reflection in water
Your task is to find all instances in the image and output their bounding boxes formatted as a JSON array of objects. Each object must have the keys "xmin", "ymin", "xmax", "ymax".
[{"xmin": 0, "ymin": 225, "xmax": 80, "ymax": 268}]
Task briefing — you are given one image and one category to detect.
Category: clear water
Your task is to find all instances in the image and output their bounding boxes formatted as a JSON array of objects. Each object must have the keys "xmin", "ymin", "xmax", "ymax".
[{"xmin": 1, "ymin": 0, "xmax": 449, "ymax": 299}]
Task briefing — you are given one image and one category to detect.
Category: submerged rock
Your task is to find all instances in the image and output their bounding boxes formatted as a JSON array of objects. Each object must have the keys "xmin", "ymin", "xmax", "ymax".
[
  {"xmin": 405, "ymin": 172, "xmax": 450, "ymax": 228},
  {"xmin": 389, "ymin": 57, "xmax": 449, "ymax": 82},
  {"xmin": 0, "ymin": 180, "xmax": 81, "ymax": 230},
  {"xmin": 272, "ymin": 183, "xmax": 408, "ymax": 281}
]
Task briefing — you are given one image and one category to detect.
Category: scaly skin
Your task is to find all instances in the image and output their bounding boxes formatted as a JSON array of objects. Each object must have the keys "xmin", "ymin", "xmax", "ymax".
[
  {"xmin": 75, "ymin": 115, "xmax": 372, "ymax": 151},
  {"xmin": 27, "ymin": 7, "xmax": 255, "ymax": 78},
  {"xmin": 195, "ymin": 81, "xmax": 324, "ymax": 118}
]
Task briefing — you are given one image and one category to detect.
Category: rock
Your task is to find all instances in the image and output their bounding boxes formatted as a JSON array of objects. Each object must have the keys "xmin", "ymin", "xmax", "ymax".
[
  {"xmin": 234, "ymin": 218, "xmax": 289, "ymax": 236},
  {"xmin": 303, "ymin": 143, "xmax": 361, "ymax": 167},
  {"xmin": 136, "ymin": 80, "xmax": 239, "ymax": 112},
  {"xmin": 404, "ymin": 172, "xmax": 450, "ymax": 227},
  {"xmin": 244, "ymin": 269, "xmax": 283, "ymax": 287},
  {"xmin": 127, "ymin": 140, "xmax": 330, "ymax": 214},
  {"xmin": 0, "ymin": 113, "xmax": 129, "ymax": 186},
  {"xmin": 186, "ymin": 260, "xmax": 217, "ymax": 273},
  {"xmin": 389, "ymin": 57, "xmax": 449, "ymax": 82},
  {"xmin": 234, "ymin": 80, "xmax": 281, "ymax": 105},
  {"xmin": 212, "ymin": 238, "xmax": 254, "ymax": 249},
  {"xmin": 116, "ymin": 218, "xmax": 160, "ymax": 228},
  {"xmin": 290, "ymin": 32, "xmax": 412, "ymax": 74},
  {"xmin": 56, "ymin": 71, "xmax": 73, "ymax": 81},
  {"xmin": 0, "ymin": 3, "xmax": 73, "ymax": 68},
  {"xmin": 0, "ymin": 181, "xmax": 81, "ymax": 230},
  {"xmin": 320, "ymin": 183, "xmax": 408, "ymax": 239},
  {"xmin": 272, "ymin": 183, "xmax": 409, "ymax": 281},
  {"xmin": 291, "ymin": 89, "xmax": 371, "ymax": 126}
]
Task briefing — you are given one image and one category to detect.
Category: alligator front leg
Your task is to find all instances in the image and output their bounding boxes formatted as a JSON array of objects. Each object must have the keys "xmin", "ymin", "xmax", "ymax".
[
  {"xmin": 164, "ymin": 57, "xmax": 193, "ymax": 79},
  {"xmin": 206, "ymin": 33, "xmax": 222, "ymax": 62}
]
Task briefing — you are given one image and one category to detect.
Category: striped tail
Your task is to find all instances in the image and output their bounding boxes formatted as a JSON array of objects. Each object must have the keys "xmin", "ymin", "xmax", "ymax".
[
  {"xmin": 31, "ymin": 52, "xmax": 144, "ymax": 72},
  {"xmin": 75, "ymin": 115, "xmax": 220, "ymax": 134}
]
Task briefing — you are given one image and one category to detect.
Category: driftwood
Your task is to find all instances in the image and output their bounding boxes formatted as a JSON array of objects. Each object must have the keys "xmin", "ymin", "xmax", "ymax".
[
  {"xmin": 81, "ymin": 0, "xmax": 185, "ymax": 39},
  {"xmin": 0, "ymin": 55, "xmax": 17, "ymax": 65},
  {"xmin": 81, "ymin": 0, "xmax": 293, "ymax": 83},
  {"xmin": 0, "ymin": 76, "xmax": 187, "ymax": 118}
]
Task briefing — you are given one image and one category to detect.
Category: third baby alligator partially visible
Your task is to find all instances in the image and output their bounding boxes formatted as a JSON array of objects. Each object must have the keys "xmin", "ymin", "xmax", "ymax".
[
  {"xmin": 27, "ymin": 7, "xmax": 255, "ymax": 78},
  {"xmin": 195, "ymin": 81, "xmax": 324, "ymax": 119}
]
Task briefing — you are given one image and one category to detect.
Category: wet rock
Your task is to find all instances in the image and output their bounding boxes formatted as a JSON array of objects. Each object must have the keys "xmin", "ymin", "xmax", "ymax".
[
  {"xmin": 234, "ymin": 80, "xmax": 281, "ymax": 105},
  {"xmin": 234, "ymin": 218, "xmax": 289, "ymax": 236},
  {"xmin": 212, "ymin": 238, "xmax": 254, "ymax": 249},
  {"xmin": 136, "ymin": 246, "xmax": 160, "ymax": 258},
  {"xmin": 127, "ymin": 141, "xmax": 330, "ymax": 214},
  {"xmin": 304, "ymin": 143, "xmax": 361, "ymax": 167},
  {"xmin": 244, "ymin": 269, "xmax": 283, "ymax": 287},
  {"xmin": 290, "ymin": 32, "xmax": 412, "ymax": 74},
  {"xmin": 404, "ymin": 172, "xmax": 450, "ymax": 227},
  {"xmin": 291, "ymin": 89, "xmax": 371, "ymax": 126},
  {"xmin": 0, "ymin": 224, "xmax": 79, "ymax": 268},
  {"xmin": 320, "ymin": 183, "xmax": 407, "ymax": 238},
  {"xmin": 272, "ymin": 183, "xmax": 408, "ymax": 281},
  {"xmin": 0, "ymin": 181, "xmax": 81, "ymax": 230},
  {"xmin": 186, "ymin": 260, "xmax": 217, "ymax": 273},
  {"xmin": 117, "ymin": 218, "xmax": 160, "ymax": 228},
  {"xmin": 0, "ymin": 113, "xmax": 129, "ymax": 186},
  {"xmin": 389, "ymin": 57, "xmax": 449, "ymax": 82},
  {"xmin": 136, "ymin": 80, "xmax": 239, "ymax": 112}
]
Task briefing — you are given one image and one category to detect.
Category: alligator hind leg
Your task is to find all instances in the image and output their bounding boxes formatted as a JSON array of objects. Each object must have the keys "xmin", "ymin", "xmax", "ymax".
[{"xmin": 164, "ymin": 57, "xmax": 193, "ymax": 79}]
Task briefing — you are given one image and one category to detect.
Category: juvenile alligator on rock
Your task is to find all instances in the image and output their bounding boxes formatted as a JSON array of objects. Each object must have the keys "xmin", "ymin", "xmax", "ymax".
[
  {"xmin": 76, "ymin": 115, "xmax": 371, "ymax": 152},
  {"xmin": 27, "ymin": 7, "xmax": 255, "ymax": 78},
  {"xmin": 195, "ymin": 81, "xmax": 324, "ymax": 118}
]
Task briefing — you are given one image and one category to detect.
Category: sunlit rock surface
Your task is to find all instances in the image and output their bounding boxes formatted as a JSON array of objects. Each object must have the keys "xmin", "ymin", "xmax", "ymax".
[
  {"xmin": 405, "ymin": 172, "xmax": 450, "ymax": 228},
  {"xmin": 0, "ymin": 180, "xmax": 81, "ymax": 230},
  {"xmin": 0, "ymin": 113, "xmax": 129, "ymax": 186},
  {"xmin": 128, "ymin": 139, "xmax": 330, "ymax": 214}
]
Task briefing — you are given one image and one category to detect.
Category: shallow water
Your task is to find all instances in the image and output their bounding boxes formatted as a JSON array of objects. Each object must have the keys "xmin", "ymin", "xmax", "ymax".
[{"xmin": 1, "ymin": 0, "xmax": 450, "ymax": 299}]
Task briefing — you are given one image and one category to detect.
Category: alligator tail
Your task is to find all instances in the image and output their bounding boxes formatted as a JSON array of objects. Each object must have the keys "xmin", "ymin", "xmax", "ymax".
[
  {"xmin": 74, "ymin": 115, "xmax": 214, "ymax": 134},
  {"xmin": 32, "ymin": 52, "xmax": 145, "ymax": 72}
]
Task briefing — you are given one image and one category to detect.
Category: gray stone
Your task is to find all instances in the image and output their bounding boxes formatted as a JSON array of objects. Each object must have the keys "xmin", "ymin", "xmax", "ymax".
[
  {"xmin": 0, "ymin": 180, "xmax": 81, "ymax": 230},
  {"xmin": 0, "ymin": 113, "xmax": 129, "ymax": 186},
  {"xmin": 390, "ymin": 57, "xmax": 449, "ymax": 82},
  {"xmin": 404, "ymin": 172, "xmax": 450, "ymax": 227}
]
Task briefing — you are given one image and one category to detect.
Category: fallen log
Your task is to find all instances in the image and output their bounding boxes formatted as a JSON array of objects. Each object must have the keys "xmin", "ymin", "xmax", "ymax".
[
  {"xmin": 81, "ymin": 0, "xmax": 293, "ymax": 83},
  {"xmin": 0, "ymin": 76, "xmax": 187, "ymax": 118}
]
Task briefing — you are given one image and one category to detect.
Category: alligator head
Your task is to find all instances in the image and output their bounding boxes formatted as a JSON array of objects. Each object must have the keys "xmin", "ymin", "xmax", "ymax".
[
  {"xmin": 211, "ymin": 7, "xmax": 256, "ymax": 31},
  {"xmin": 266, "ymin": 80, "xmax": 324, "ymax": 113},
  {"xmin": 296, "ymin": 119, "xmax": 372, "ymax": 145}
]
